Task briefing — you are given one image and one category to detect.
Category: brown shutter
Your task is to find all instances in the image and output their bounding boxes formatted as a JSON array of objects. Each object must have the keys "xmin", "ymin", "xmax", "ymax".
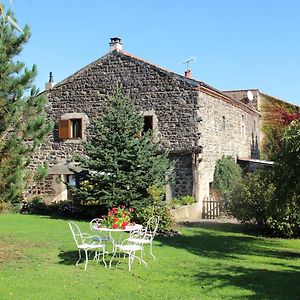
[{"xmin": 59, "ymin": 119, "xmax": 71, "ymax": 139}]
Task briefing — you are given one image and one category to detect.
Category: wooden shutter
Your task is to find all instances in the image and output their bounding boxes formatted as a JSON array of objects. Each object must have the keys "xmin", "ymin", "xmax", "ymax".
[{"xmin": 59, "ymin": 119, "xmax": 71, "ymax": 139}]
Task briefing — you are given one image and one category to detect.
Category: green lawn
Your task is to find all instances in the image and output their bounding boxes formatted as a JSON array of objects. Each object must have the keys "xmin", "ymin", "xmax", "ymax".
[{"xmin": 0, "ymin": 214, "xmax": 300, "ymax": 300}]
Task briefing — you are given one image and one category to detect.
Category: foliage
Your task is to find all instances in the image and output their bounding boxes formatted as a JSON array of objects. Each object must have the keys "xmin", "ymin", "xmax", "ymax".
[
  {"xmin": 131, "ymin": 184, "xmax": 174, "ymax": 232},
  {"xmin": 0, "ymin": 6, "xmax": 52, "ymax": 205},
  {"xmin": 26, "ymin": 197, "xmax": 48, "ymax": 215},
  {"xmin": 228, "ymin": 173, "xmax": 300, "ymax": 237},
  {"xmin": 72, "ymin": 88, "xmax": 171, "ymax": 209},
  {"xmin": 133, "ymin": 204, "xmax": 174, "ymax": 233},
  {"xmin": 211, "ymin": 156, "xmax": 242, "ymax": 199},
  {"xmin": 170, "ymin": 195, "xmax": 196, "ymax": 208},
  {"xmin": 228, "ymin": 127, "xmax": 300, "ymax": 239},
  {"xmin": 48, "ymin": 200, "xmax": 77, "ymax": 217},
  {"xmin": 227, "ymin": 170, "xmax": 276, "ymax": 228},
  {"xmin": 261, "ymin": 97, "xmax": 300, "ymax": 159},
  {"xmin": 272, "ymin": 120, "xmax": 300, "ymax": 205}
]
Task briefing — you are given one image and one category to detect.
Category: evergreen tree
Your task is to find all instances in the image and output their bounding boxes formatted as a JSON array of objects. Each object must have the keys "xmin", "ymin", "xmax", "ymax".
[
  {"xmin": 73, "ymin": 89, "xmax": 171, "ymax": 209},
  {"xmin": 0, "ymin": 7, "xmax": 52, "ymax": 204}
]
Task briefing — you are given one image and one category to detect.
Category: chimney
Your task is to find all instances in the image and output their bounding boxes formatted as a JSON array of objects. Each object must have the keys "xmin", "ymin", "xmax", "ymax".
[
  {"xmin": 109, "ymin": 37, "xmax": 122, "ymax": 52},
  {"xmin": 45, "ymin": 72, "xmax": 55, "ymax": 91},
  {"xmin": 185, "ymin": 69, "xmax": 191, "ymax": 78}
]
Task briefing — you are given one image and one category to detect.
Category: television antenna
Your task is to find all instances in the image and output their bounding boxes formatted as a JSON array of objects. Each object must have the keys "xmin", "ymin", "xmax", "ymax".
[{"xmin": 182, "ymin": 56, "xmax": 197, "ymax": 70}]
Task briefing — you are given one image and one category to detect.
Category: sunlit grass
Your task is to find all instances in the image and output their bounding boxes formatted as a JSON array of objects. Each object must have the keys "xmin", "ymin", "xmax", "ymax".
[{"xmin": 0, "ymin": 214, "xmax": 300, "ymax": 299}]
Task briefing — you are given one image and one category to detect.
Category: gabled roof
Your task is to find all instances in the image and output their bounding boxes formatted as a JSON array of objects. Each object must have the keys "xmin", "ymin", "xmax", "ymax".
[{"xmin": 48, "ymin": 50, "xmax": 259, "ymax": 114}]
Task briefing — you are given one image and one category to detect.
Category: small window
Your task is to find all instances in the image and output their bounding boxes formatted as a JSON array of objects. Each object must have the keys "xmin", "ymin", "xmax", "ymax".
[
  {"xmin": 241, "ymin": 115, "xmax": 245, "ymax": 140},
  {"xmin": 222, "ymin": 116, "xmax": 226, "ymax": 130},
  {"xmin": 143, "ymin": 115, "xmax": 153, "ymax": 133},
  {"xmin": 59, "ymin": 118, "xmax": 82, "ymax": 139},
  {"xmin": 71, "ymin": 119, "xmax": 82, "ymax": 138},
  {"xmin": 67, "ymin": 174, "xmax": 78, "ymax": 188}
]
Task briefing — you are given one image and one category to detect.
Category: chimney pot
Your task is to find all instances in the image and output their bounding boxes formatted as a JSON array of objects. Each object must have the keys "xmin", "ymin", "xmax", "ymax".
[
  {"xmin": 185, "ymin": 69, "xmax": 191, "ymax": 78},
  {"xmin": 45, "ymin": 72, "xmax": 55, "ymax": 91},
  {"xmin": 109, "ymin": 37, "xmax": 123, "ymax": 52}
]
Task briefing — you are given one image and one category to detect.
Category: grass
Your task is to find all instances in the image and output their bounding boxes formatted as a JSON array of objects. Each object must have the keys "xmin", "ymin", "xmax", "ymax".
[{"xmin": 0, "ymin": 214, "xmax": 300, "ymax": 300}]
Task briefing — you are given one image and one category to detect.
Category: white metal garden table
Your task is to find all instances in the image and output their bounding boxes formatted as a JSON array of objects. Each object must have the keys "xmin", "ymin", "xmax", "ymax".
[{"xmin": 92, "ymin": 224, "xmax": 145, "ymax": 270}]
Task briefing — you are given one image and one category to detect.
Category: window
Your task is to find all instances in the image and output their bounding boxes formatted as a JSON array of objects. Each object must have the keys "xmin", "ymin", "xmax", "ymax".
[
  {"xmin": 71, "ymin": 119, "xmax": 82, "ymax": 138},
  {"xmin": 140, "ymin": 111, "xmax": 158, "ymax": 142},
  {"xmin": 222, "ymin": 116, "xmax": 226, "ymax": 130},
  {"xmin": 143, "ymin": 115, "xmax": 153, "ymax": 132},
  {"xmin": 67, "ymin": 174, "xmax": 78, "ymax": 188},
  {"xmin": 241, "ymin": 115, "xmax": 245, "ymax": 140},
  {"xmin": 59, "ymin": 118, "xmax": 83, "ymax": 139}
]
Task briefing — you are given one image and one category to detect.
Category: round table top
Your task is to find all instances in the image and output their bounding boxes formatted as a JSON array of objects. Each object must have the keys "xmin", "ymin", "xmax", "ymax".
[{"xmin": 93, "ymin": 224, "xmax": 143, "ymax": 232}]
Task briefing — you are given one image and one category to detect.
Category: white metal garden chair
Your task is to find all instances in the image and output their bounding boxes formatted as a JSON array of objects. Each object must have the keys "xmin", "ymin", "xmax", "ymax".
[
  {"xmin": 127, "ymin": 216, "xmax": 160, "ymax": 260},
  {"xmin": 90, "ymin": 218, "xmax": 113, "ymax": 243},
  {"xmin": 68, "ymin": 222, "xmax": 107, "ymax": 271},
  {"xmin": 109, "ymin": 238, "xmax": 147, "ymax": 271}
]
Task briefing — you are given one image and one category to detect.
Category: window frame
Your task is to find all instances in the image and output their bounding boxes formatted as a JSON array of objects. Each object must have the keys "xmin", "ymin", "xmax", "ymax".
[{"xmin": 59, "ymin": 113, "xmax": 89, "ymax": 141}]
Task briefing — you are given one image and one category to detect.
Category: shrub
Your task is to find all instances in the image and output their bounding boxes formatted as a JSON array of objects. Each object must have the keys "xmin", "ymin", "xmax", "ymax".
[
  {"xmin": 227, "ymin": 171, "xmax": 275, "ymax": 227},
  {"xmin": 171, "ymin": 195, "xmax": 196, "ymax": 208},
  {"xmin": 133, "ymin": 204, "xmax": 174, "ymax": 233},
  {"xmin": 227, "ymin": 170, "xmax": 300, "ymax": 237},
  {"xmin": 133, "ymin": 185, "xmax": 174, "ymax": 232},
  {"xmin": 27, "ymin": 197, "xmax": 48, "ymax": 215},
  {"xmin": 211, "ymin": 156, "xmax": 242, "ymax": 199},
  {"xmin": 49, "ymin": 200, "xmax": 77, "ymax": 217}
]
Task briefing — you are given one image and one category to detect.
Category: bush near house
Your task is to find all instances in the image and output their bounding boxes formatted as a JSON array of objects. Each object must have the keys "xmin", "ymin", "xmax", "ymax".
[
  {"xmin": 170, "ymin": 195, "xmax": 196, "ymax": 208},
  {"xmin": 211, "ymin": 156, "xmax": 242, "ymax": 203},
  {"xmin": 228, "ymin": 120, "xmax": 300, "ymax": 237}
]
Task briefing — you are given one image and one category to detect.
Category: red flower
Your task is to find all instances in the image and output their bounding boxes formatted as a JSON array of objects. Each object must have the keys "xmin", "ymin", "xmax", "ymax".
[
  {"xmin": 121, "ymin": 221, "xmax": 128, "ymax": 229},
  {"xmin": 122, "ymin": 212, "xmax": 127, "ymax": 217},
  {"xmin": 112, "ymin": 224, "xmax": 118, "ymax": 229},
  {"xmin": 111, "ymin": 207, "xmax": 118, "ymax": 213},
  {"xmin": 113, "ymin": 217, "xmax": 118, "ymax": 223}
]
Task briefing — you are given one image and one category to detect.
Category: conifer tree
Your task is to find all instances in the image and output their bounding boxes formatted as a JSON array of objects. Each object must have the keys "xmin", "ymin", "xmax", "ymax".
[
  {"xmin": 73, "ymin": 89, "xmax": 171, "ymax": 209},
  {"xmin": 0, "ymin": 7, "xmax": 52, "ymax": 204}
]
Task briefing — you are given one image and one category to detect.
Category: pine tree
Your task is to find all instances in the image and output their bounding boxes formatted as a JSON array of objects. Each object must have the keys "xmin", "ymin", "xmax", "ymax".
[
  {"xmin": 0, "ymin": 7, "xmax": 52, "ymax": 204},
  {"xmin": 73, "ymin": 89, "xmax": 171, "ymax": 209}
]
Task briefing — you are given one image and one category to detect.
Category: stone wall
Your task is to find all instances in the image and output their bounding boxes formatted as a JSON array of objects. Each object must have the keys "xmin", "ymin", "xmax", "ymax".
[
  {"xmin": 169, "ymin": 154, "xmax": 194, "ymax": 198},
  {"xmin": 195, "ymin": 90, "xmax": 260, "ymax": 201}
]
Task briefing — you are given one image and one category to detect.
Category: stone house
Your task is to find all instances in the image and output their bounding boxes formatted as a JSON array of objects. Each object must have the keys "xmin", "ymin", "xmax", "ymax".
[{"xmin": 29, "ymin": 38, "xmax": 260, "ymax": 217}]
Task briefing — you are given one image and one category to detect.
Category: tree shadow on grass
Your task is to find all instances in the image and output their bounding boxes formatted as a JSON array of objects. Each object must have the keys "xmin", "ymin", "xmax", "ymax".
[
  {"xmin": 157, "ymin": 222, "xmax": 300, "ymax": 299},
  {"xmin": 179, "ymin": 221, "xmax": 258, "ymax": 235},
  {"xmin": 159, "ymin": 224, "xmax": 300, "ymax": 261},
  {"xmin": 196, "ymin": 265, "xmax": 300, "ymax": 300}
]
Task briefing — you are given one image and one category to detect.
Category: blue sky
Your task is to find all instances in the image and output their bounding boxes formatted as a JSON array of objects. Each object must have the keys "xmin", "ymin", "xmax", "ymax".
[{"xmin": 3, "ymin": 0, "xmax": 300, "ymax": 106}]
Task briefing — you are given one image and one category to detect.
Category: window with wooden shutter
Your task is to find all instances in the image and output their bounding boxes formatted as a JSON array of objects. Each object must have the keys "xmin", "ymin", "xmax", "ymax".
[
  {"xmin": 59, "ymin": 119, "xmax": 71, "ymax": 139},
  {"xmin": 71, "ymin": 119, "xmax": 82, "ymax": 138}
]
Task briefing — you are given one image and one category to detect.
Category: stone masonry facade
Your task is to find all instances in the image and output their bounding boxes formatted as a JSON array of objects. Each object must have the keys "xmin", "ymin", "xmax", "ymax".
[{"xmin": 29, "ymin": 41, "xmax": 260, "ymax": 214}]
